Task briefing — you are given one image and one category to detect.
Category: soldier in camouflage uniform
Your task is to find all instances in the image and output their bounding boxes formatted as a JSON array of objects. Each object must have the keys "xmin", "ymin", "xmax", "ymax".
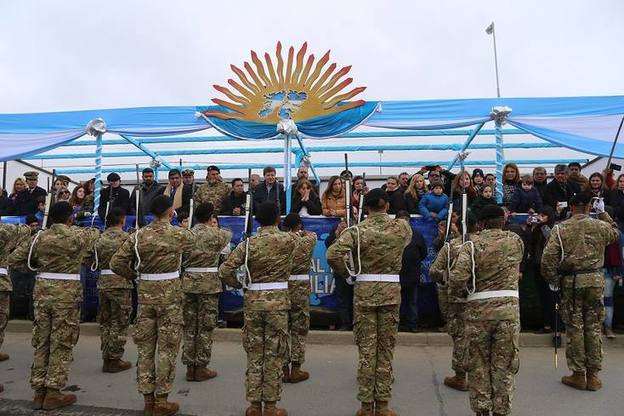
[
  {"xmin": 111, "ymin": 195, "xmax": 193, "ymax": 416},
  {"xmin": 541, "ymin": 192, "xmax": 618, "ymax": 391},
  {"xmin": 181, "ymin": 202, "xmax": 232, "ymax": 382},
  {"xmin": 92, "ymin": 207, "xmax": 133, "ymax": 373},
  {"xmin": 429, "ymin": 212, "xmax": 477, "ymax": 392},
  {"xmin": 327, "ymin": 189, "xmax": 412, "ymax": 416},
  {"xmin": 9, "ymin": 202, "xmax": 99, "ymax": 410},
  {"xmin": 449, "ymin": 205, "xmax": 524, "ymax": 416},
  {"xmin": 219, "ymin": 201, "xmax": 294, "ymax": 416},
  {"xmin": 193, "ymin": 165, "xmax": 231, "ymax": 214},
  {"xmin": 280, "ymin": 213, "xmax": 317, "ymax": 384}
]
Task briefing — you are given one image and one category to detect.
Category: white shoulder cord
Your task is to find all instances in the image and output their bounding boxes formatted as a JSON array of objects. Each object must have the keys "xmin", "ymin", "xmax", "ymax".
[
  {"xmin": 438, "ymin": 241, "xmax": 452, "ymax": 287},
  {"xmin": 90, "ymin": 243, "xmax": 99, "ymax": 272},
  {"xmin": 344, "ymin": 225, "xmax": 362, "ymax": 278},
  {"xmin": 27, "ymin": 230, "xmax": 43, "ymax": 272},
  {"xmin": 242, "ymin": 238, "xmax": 252, "ymax": 289},
  {"xmin": 460, "ymin": 240, "xmax": 477, "ymax": 295},
  {"xmin": 554, "ymin": 224, "xmax": 565, "ymax": 263},
  {"xmin": 134, "ymin": 228, "xmax": 142, "ymax": 276}
]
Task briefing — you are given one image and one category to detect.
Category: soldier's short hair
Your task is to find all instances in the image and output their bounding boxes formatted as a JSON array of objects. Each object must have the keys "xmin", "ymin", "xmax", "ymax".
[
  {"xmin": 195, "ymin": 202, "xmax": 215, "ymax": 223},
  {"xmin": 364, "ymin": 188, "xmax": 390, "ymax": 211},
  {"xmin": 282, "ymin": 213, "xmax": 302, "ymax": 231},
  {"xmin": 106, "ymin": 207, "xmax": 126, "ymax": 228},
  {"xmin": 478, "ymin": 205, "xmax": 504, "ymax": 221},
  {"xmin": 570, "ymin": 192, "xmax": 591, "ymax": 206},
  {"xmin": 49, "ymin": 201, "xmax": 73, "ymax": 225},
  {"xmin": 151, "ymin": 195, "xmax": 173, "ymax": 217},
  {"xmin": 256, "ymin": 201, "xmax": 279, "ymax": 226},
  {"xmin": 395, "ymin": 210, "xmax": 410, "ymax": 220}
]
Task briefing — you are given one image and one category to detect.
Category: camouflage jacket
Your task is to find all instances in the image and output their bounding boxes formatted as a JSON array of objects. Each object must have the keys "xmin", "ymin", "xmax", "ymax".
[
  {"xmin": 181, "ymin": 223, "xmax": 232, "ymax": 294},
  {"xmin": 541, "ymin": 212, "xmax": 619, "ymax": 289},
  {"xmin": 429, "ymin": 235, "xmax": 466, "ymax": 303},
  {"xmin": 326, "ymin": 212, "xmax": 412, "ymax": 307},
  {"xmin": 93, "ymin": 227, "xmax": 132, "ymax": 290},
  {"xmin": 219, "ymin": 225, "xmax": 295, "ymax": 311},
  {"xmin": 110, "ymin": 218, "xmax": 193, "ymax": 305},
  {"xmin": 288, "ymin": 230, "xmax": 317, "ymax": 297},
  {"xmin": 8, "ymin": 224, "xmax": 99, "ymax": 304},
  {"xmin": 193, "ymin": 181, "xmax": 231, "ymax": 214},
  {"xmin": 0, "ymin": 223, "xmax": 31, "ymax": 291},
  {"xmin": 450, "ymin": 228, "xmax": 524, "ymax": 321}
]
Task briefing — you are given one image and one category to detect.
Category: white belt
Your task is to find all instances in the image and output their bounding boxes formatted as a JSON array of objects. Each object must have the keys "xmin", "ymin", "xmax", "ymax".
[
  {"xmin": 140, "ymin": 272, "xmax": 180, "ymax": 281},
  {"xmin": 356, "ymin": 274, "xmax": 400, "ymax": 283},
  {"xmin": 467, "ymin": 290, "xmax": 519, "ymax": 302},
  {"xmin": 247, "ymin": 282, "xmax": 288, "ymax": 291},
  {"xmin": 0, "ymin": 268, "xmax": 7, "ymax": 276},
  {"xmin": 289, "ymin": 274, "xmax": 309, "ymax": 281},
  {"xmin": 100, "ymin": 269, "xmax": 116, "ymax": 275},
  {"xmin": 37, "ymin": 272, "xmax": 81, "ymax": 281},
  {"xmin": 185, "ymin": 267, "xmax": 219, "ymax": 273}
]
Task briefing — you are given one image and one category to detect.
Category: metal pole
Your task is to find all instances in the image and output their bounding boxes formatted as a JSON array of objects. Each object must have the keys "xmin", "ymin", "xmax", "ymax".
[
  {"xmin": 606, "ymin": 115, "xmax": 624, "ymax": 169},
  {"xmin": 447, "ymin": 123, "xmax": 486, "ymax": 170},
  {"xmin": 1, "ymin": 161, "xmax": 6, "ymax": 191},
  {"xmin": 495, "ymin": 119, "xmax": 504, "ymax": 204},
  {"xmin": 284, "ymin": 134, "xmax": 292, "ymax": 214},
  {"xmin": 492, "ymin": 29, "xmax": 501, "ymax": 98},
  {"xmin": 93, "ymin": 133, "xmax": 103, "ymax": 216}
]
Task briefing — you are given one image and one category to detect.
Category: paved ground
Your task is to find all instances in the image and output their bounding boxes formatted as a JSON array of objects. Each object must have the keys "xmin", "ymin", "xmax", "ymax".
[{"xmin": 1, "ymin": 332, "xmax": 624, "ymax": 415}]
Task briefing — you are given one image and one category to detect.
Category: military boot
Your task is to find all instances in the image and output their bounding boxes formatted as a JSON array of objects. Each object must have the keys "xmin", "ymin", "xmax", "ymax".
[
  {"xmin": 104, "ymin": 359, "xmax": 132, "ymax": 373},
  {"xmin": 374, "ymin": 401, "xmax": 398, "ymax": 416},
  {"xmin": 194, "ymin": 366, "xmax": 218, "ymax": 381},
  {"xmin": 42, "ymin": 388, "xmax": 77, "ymax": 410},
  {"xmin": 263, "ymin": 401, "xmax": 288, "ymax": 416},
  {"xmin": 143, "ymin": 393, "xmax": 155, "ymax": 416},
  {"xmin": 586, "ymin": 368, "xmax": 602, "ymax": 391},
  {"xmin": 186, "ymin": 366, "xmax": 195, "ymax": 381},
  {"xmin": 356, "ymin": 402, "xmax": 374, "ymax": 416},
  {"xmin": 561, "ymin": 371, "xmax": 587, "ymax": 390},
  {"xmin": 282, "ymin": 365, "xmax": 291, "ymax": 383},
  {"xmin": 443, "ymin": 371, "xmax": 468, "ymax": 391},
  {"xmin": 245, "ymin": 401, "xmax": 262, "ymax": 416},
  {"xmin": 289, "ymin": 363, "xmax": 309, "ymax": 383},
  {"xmin": 153, "ymin": 394, "xmax": 179, "ymax": 416},
  {"xmin": 0, "ymin": 352, "xmax": 9, "ymax": 361},
  {"xmin": 32, "ymin": 389, "xmax": 46, "ymax": 409}
]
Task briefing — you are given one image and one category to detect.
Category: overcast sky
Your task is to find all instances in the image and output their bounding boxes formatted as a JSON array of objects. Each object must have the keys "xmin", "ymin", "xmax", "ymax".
[{"xmin": 1, "ymin": 0, "xmax": 623, "ymax": 113}]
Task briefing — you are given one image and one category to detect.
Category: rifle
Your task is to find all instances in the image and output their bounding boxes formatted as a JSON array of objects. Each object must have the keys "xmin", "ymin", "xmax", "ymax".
[
  {"xmin": 553, "ymin": 289, "xmax": 561, "ymax": 368},
  {"xmin": 445, "ymin": 176, "xmax": 455, "ymax": 243},
  {"xmin": 240, "ymin": 169, "xmax": 254, "ymax": 289},
  {"xmin": 343, "ymin": 154, "xmax": 360, "ymax": 282},
  {"xmin": 41, "ymin": 194, "xmax": 52, "ymax": 229},
  {"xmin": 135, "ymin": 164, "xmax": 141, "ymax": 229},
  {"xmin": 188, "ymin": 198, "xmax": 194, "ymax": 230}
]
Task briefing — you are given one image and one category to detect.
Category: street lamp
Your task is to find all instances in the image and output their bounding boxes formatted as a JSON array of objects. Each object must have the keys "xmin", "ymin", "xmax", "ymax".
[{"xmin": 485, "ymin": 22, "xmax": 501, "ymax": 98}]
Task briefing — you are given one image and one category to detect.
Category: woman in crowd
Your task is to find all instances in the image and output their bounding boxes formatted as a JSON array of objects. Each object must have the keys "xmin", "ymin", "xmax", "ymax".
[
  {"xmin": 321, "ymin": 175, "xmax": 347, "ymax": 217},
  {"xmin": 8, "ymin": 177, "xmax": 29, "ymax": 215},
  {"xmin": 450, "ymin": 171, "xmax": 477, "ymax": 211},
  {"xmin": 56, "ymin": 187, "xmax": 71, "ymax": 203},
  {"xmin": 351, "ymin": 175, "xmax": 368, "ymax": 219},
  {"xmin": 471, "ymin": 168, "xmax": 485, "ymax": 196},
  {"xmin": 291, "ymin": 179, "xmax": 322, "ymax": 216},
  {"xmin": 69, "ymin": 185, "xmax": 86, "ymax": 213},
  {"xmin": 404, "ymin": 174, "xmax": 428, "ymax": 215},
  {"xmin": 70, "ymin": 185, "xmax": 95, "ymax": 219},
  {"xmin": 502, "ymin": 163, "xmax": 520, "ymax": 207},
  {"xmin": 385, "ymin": 176, "xmax": 407, "ymax": 214},
  {"xmin": 584, "ymin": 172, "xmax": 607, "ymax": 199}
]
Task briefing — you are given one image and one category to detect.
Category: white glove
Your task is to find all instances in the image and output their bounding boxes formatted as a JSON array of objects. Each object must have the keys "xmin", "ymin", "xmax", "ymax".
[
  {"xmin": 549, "ymin": 283, "xmax": 559, "ymax": 292},
  {"xmin": 593, "ymin": 198, "xmax": 605, "ymax": 214}
]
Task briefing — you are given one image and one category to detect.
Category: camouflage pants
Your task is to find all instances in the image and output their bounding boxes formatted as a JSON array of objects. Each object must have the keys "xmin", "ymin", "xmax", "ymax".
[
  {"xmin": 286, "ymin": 288, "xmax": 310, "ymax": 365},
  {"xmin": 182, "ymin": 293, "xmax": 218, "ymax": 367},
  {"xmin": 447, "ymin": 302, "xmax": 467, "ymax": 373},
  {"xmin": 354, "ymin": 303, "xmax": 400, "ymax": 403},
  {"xmin": 0, "ymin": 291, "xmax": 9, "ymax": 350},
  {"xmin": 437, "ymin": 285, "xmax": 449, "ymax": 323},
  {"xmin": 242, "ymin": 309, "xmax": 289, "ymax": 403},
  {"xmin": 133, "ymin": 302, "xmax": 183, "ymax": 395},
  {"xmin": 560, "ymin": 286, "xmax": 604, "ymax": 372},
  {"xmin": 31, "ymin": 300, "xmax": 81, "ymax": 391},
  {"xmin": 98, "ymin": 289, "xmax": 132, "ymax": 360},
  {"xmin": 464, "ymin": 320, "xmax": 520, "ymax": 416}
]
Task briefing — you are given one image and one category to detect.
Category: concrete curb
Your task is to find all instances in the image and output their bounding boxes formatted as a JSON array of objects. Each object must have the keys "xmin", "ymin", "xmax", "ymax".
[{"xmin": 7, "ymin": 320, "xmax": 624, "ymax": 348}]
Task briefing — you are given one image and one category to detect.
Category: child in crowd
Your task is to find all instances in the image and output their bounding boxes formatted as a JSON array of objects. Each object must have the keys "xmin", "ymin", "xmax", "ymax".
[
  {"xmin": 471, "ymin": 184, "xmax": 498, "ymax": 211},
  {"xmin": 511, "ymin": 174, "xmax": 543, "ymax": 213},
  {"xmin": 419, "ymin": 183, "xmax": 449, "ymax": 221}
]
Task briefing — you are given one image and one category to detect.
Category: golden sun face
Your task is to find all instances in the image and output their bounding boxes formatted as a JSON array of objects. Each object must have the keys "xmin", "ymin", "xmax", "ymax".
[{"xmin": 203, "ymin": 42, "xmax": 366, "ymax": 123}]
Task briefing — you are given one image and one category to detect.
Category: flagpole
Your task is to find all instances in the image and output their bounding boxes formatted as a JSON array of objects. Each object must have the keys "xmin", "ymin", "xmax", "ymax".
[{"xmin": 486, "ymin": 22, "xmax": 501, "ymax": 98}]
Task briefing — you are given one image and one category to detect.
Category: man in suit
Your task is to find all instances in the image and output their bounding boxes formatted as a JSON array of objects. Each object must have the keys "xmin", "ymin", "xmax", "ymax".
[
  {"xmin": 253, "ymin": 166, "xmax": 286, "ymax": 215},
  {"xmin": 163, "ymin": 169, "xmax": 192, "ymax": 214}
]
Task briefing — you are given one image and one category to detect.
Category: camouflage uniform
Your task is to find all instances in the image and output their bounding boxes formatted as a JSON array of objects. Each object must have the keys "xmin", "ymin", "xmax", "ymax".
[
  {"xmin": 94, "ymin": 227, "xmax": 132, "ymax": 361},
  {"xmin": 286, "ymin": 230, "xmax": 317, "ymax": 366},
  {"xmin": 450, "ymin": 229, "xmax": 524, "ymax": 416},
  {"xmin": 0, "ymin": 223, "xmax": 31, "ymax": 352},
  {"xmin": 110, "ymin": 218, "xmax": 192, "ymax": 396},
  {"xmin": 181, "ymin": 223, "xmax": 232, "ymax": 368},
  {"xmin": 193, "ymin": 181, "xmax": 231, "ymax": 215},
  {"xmin": 430, "ymin": 236, "xmax": 467, "ymax": 374},
  {"xmin": 219, "ymin": 225, "xmax": 294, "ymax": 404},
  {"xmin": 8, "ymin": 224, "xmax": 99, "ymax": 392},
  {"xmin": 541, "ymin": 212, "xmax": 618, "ymax": 374},
  {"xmin": 326, "ymin": 212, "xmax": 412, "ymax": 405}
]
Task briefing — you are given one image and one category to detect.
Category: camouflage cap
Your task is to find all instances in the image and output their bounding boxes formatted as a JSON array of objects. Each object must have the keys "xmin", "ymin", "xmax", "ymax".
[
  {"xmin": 182, "ymin": 169, "xmax": 194, "ymax": 177},
  {"xmin": 24, "ymin": 171, "xmax": 39, "ymax": 179}
]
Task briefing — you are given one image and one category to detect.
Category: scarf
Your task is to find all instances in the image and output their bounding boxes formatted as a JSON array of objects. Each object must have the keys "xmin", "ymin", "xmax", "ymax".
[{"xmin": 163, "ymin": 184, "xmax": 184, "ymax": 210}]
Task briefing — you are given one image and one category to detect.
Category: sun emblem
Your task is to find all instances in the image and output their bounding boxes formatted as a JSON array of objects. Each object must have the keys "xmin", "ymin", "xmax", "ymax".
[{"xmin": 203, "ymin": 42, "xmax": 366, "ymax": 123}]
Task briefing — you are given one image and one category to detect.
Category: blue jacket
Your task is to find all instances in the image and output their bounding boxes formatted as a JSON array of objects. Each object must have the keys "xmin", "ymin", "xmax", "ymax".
[
  {"xmin": 511, "ymin": 186, "xmax": 543, "ymax": 213},
  {"xmin": 419, "ymin": 192, "xmax": 449, "ymax": 220}
]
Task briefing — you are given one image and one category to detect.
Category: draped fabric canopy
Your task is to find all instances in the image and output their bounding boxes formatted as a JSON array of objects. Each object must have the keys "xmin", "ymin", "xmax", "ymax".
[{"xmin": 1, "ymin": 96, "xmax": 623, "ymax": 161}]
